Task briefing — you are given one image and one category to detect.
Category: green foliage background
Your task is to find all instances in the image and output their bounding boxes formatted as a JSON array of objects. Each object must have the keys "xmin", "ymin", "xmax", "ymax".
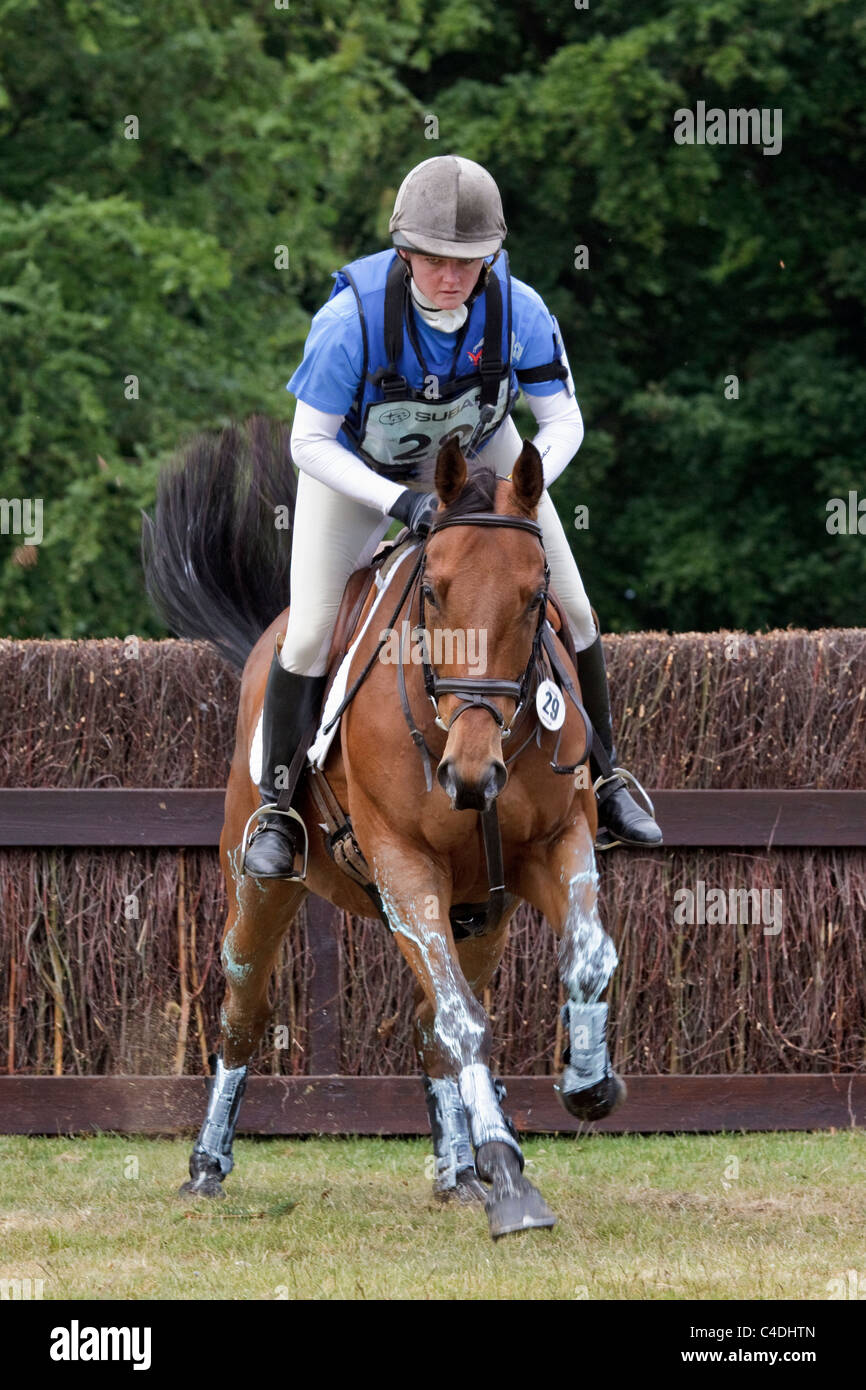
[{"xmin": 1, "ymin": 0, "xmax": 863, "ymax": 637}]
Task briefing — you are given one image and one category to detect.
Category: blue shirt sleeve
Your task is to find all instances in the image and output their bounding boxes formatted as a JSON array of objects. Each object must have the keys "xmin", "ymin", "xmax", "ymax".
[
  {"xmin": 510, "ymin": 278, "xmax": 574, "ymax": 398},
  {"xmin": 286, "ymin": 287, "xmax": 364, "ymax": 416}
]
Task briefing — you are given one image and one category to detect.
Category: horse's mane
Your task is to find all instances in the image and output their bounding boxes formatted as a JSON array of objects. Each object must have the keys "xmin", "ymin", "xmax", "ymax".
[{"xmin": 437, "ymin": 467, "xmax": 498, "ymax": 520}]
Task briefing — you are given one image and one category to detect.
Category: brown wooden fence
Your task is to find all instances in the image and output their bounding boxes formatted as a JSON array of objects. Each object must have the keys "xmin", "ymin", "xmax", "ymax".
[
  {"xmin": 1, "ymin": 782, "xmax": 865, "ymax": 1133},
  {"xmin": 1, "ymin": 632, "xmax": 864, "ymax": 1134},
  {"xmin": 2, "ymin": 787, "xmax": 865, "ymax": 848}
]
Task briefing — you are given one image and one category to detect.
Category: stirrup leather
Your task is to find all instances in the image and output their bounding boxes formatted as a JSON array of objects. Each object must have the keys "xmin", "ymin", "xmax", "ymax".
[
  {"xmin": 240, "ymin": 803, "xmax": 310, "ymax": 878},
  {"xmin": 592, "ymin": 766, "xmax": 657, "ymax": 852}
]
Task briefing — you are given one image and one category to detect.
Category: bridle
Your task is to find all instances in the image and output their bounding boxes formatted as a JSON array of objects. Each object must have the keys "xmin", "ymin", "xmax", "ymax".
[
  {"xmin": 399, "ymin": 505, "xmax": 587, "ymax": 935},
  {"xmin": 312, "ymin": 503, "xmax": 593, "ymax": 936},
  {"xmin": 320, "ymin": 501, "xmax": 588, "ymax": 794},
  {"xmin": 417, "ymin": 511, "xmax": 550, "ymax": 739}
]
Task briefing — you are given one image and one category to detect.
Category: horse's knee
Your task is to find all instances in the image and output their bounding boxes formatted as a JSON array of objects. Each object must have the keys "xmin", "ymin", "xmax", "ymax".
[
  {"xmin": 429, "ymin": 991, "xmax": 490, "ymax": 1071},
  {"xmin": 559, "ymin": 908, "xmax": 618, "ymax": 1002}
]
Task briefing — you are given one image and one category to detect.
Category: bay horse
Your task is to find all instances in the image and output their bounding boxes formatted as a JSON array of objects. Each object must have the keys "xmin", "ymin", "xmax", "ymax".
[{"xmin": 143, "ymin": 417, "xmax": 625, "ymax": 1240}]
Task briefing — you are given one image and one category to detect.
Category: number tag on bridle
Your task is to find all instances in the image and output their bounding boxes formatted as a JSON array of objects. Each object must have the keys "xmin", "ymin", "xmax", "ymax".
[{"xmin": 536, "ymin": 679, "xmax": 566, "ymax": 731}]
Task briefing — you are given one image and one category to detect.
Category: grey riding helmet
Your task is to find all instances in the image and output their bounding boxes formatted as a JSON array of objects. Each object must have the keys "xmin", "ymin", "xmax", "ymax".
[{"xmin": 389, "ymin": 155, "xmax": 507, "ymax": 259}]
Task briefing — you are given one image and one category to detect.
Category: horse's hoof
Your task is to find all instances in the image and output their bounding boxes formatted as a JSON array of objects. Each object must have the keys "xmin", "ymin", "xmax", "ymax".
[
  {"xmin": 434, "ymin": 1169, "xmax": 487, "ymax": 1205},
  {"xmin": 178, "ymin": 1172, "xmax": 226, "ymax": 1199},
  {"xmin": 557, "ymin": 1069, "xmax": 627, "ymax": 1121},
  {"xmin": 486, "ymin": 1184, "xmax": 557, "ymax": 1240},
  {"xmin": 178, "ymin": 1148, "xmax": 227, "ymax": 1198}
]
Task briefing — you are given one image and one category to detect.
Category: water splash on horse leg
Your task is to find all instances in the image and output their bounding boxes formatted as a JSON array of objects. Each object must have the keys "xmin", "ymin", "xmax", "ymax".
[
  {"xmin": 376, "ymin": 875, "xmax": 555, "ymax": 1238},
  {"xmin": 556, "ymin": 850, "xmax": 626, "ymax": 1121}
]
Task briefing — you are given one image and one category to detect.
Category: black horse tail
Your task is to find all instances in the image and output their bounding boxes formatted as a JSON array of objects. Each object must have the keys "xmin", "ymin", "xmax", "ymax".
[{"xmin": 141, "ymin": 415, "xmax": 295, "ymax": 670}]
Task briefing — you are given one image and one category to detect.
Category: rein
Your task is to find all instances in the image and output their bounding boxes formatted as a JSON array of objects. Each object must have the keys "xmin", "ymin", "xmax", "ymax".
[{"xmin": 320, "ymin": 543, "xmax": 425, "ymax": 737}]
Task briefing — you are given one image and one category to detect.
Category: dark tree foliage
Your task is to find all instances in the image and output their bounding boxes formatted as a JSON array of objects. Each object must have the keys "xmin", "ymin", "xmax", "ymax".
[{"xmin": 1, "ymin": 0, "xmax": 863, "ymax": 636}]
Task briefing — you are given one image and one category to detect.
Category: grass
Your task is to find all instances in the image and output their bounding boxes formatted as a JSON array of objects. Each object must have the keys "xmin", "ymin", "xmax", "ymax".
[{"xmin": 0, "ymin": 1132, "xmax": 864, "ymax": 1300}]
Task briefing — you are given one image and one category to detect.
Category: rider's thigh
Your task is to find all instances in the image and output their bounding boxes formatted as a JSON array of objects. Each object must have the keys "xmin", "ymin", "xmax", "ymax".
[
  {"xmin": 536, "ymin": 491, "xmax": 596, "ymax": 651},
  {"xmin": 280, "ymin": 469, "xmax": 391, "ymax": 675},
  {"xmin": 476, "ymin": 414, "xmax": 522, "ymax": 477}
]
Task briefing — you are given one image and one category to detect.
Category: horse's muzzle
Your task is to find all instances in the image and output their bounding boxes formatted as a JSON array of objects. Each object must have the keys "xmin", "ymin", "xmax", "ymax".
[{"xmin": 437, "ymin": 756, "xmax": 507, "ymax": 812}]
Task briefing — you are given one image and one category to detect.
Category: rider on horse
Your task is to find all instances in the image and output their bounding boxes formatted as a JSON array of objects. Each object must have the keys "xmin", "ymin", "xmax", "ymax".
[{"xmin": 244, "ymin": 155, "xmax": 662, "ymax": 878}]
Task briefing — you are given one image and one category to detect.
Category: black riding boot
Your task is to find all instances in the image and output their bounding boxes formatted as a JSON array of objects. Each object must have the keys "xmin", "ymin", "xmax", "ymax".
[
  {"xmin": 242, "ymin": 653, "xmax": 327, "ymax": 879},
  {"xmin": 575, "ymin": 632, "xmax": 663, "ymax": 849}
]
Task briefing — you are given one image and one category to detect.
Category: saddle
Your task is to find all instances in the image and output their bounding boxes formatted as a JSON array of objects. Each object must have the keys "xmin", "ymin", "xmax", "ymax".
[{"xmin": 297, "ymin": 532, "xmax": 409, "ymax": 917}]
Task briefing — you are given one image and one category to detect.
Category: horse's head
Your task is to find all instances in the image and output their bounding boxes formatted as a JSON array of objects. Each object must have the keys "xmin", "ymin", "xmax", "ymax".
[{"xmin": 424, "ymin": 436, "xmax": 546, "ymax": 812}]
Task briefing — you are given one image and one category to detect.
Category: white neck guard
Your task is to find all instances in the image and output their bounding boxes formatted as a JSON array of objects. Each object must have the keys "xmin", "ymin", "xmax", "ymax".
[{"xmin": 409, "ymin": 277, "xmax": 468, "ymax": 333}]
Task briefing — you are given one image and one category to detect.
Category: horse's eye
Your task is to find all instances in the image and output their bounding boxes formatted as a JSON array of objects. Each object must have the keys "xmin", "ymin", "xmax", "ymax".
[{"xmin": 422, "ymin": 584, "xmax": 437, "ymax": 606}]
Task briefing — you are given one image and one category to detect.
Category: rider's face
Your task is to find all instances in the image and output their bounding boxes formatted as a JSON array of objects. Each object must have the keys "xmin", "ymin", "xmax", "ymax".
[{"xmin": 401, "ymin": 251, "xmax": 485, "ymax": 309}]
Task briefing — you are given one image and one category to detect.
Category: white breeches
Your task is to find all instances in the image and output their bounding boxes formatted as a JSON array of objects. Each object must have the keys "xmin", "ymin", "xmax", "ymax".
[{"xmin": 280, "ymin": 417, "xmax": 597, "ymax": 676}]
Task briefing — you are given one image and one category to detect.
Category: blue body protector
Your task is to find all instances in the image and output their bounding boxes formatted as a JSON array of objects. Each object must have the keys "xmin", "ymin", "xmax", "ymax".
[{"xmin": 328, "ymin": 248, "xmax": 566, "ymax": 482}]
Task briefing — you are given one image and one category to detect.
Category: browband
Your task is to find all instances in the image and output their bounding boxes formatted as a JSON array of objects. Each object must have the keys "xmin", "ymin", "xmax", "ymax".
[{"xmin": 428, "ymin": 511, "xmax": 543, "ymax": 540}]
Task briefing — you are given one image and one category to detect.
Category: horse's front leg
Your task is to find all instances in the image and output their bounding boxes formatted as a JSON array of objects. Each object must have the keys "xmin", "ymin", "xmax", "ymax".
[
  {"xmin": 367, "ymin": 831, "xmax": 556, "ymax": 1239},
  {"xmin": 519, "ymin": 817, "xmax": 626, "ymax": 1121},
  {"xmin": 417, "ymin": 915, "xmax": 513, "ymax": 1207}
]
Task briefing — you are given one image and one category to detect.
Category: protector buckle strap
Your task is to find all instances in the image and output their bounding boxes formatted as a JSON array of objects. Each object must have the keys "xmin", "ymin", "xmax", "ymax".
[
  {"xmin": 368, "ymin": 255, "xmax": 411, "ymax": 399},
  {"xmin": 478, "ymin": 269, "xmax": 504, "ymax": 411}
]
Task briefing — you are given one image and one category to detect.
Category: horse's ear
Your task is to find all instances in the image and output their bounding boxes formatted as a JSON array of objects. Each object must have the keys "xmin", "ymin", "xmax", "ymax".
[
  {"xmin": 510, "ymin": 440, "xmax": 544, "ymax": 515},
  {"xmin": 435, "ymin": 435, "xmax": 467, "ymax": 506}
]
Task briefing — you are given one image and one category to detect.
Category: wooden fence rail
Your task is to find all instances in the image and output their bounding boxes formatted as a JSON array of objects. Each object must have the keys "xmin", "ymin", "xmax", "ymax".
[
  {"xmin": 2, "ymin": 788, "xmax": 865, "ymax": 847},
  {"xmin": 1, "ymin": 785, "xmax": 864, "ymax": 1134},
  {"xmin": 0, "ymin": 1075, "xmax": 863, "ymax": 1135}
]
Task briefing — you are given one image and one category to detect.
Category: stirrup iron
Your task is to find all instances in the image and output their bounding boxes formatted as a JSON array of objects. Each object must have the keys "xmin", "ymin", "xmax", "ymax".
[
  {"xmin": 240, "ymin": 802, "xmax": 310, "ymax": 879},
  {"xmin": 593, "ymin": 766, "xmax": 657, "ymax": 852}
]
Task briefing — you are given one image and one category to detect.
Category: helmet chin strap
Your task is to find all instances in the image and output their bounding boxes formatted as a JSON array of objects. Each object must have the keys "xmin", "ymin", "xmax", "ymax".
[
  {"xmin": 408, "ymin": 275, "xmax": 469, "ymax": 332},
  {"xmin": 398, "ymin": 247, "xmax": 500, "ymax": 332},
  {"xmin": 400, "ymin": 248, "xmax": 500, "ymax": 332}
]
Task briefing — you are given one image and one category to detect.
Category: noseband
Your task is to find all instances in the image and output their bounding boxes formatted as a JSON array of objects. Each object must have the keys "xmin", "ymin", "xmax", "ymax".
[{"xmin": 418, "ymin": 512, "xmax": 550, "ymax": 738}]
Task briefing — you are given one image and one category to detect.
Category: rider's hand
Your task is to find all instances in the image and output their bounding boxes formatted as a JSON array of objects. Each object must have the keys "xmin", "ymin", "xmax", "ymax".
[{"xmin": 388, "ymin": 489, "xmax": 440, "ymax": 535}]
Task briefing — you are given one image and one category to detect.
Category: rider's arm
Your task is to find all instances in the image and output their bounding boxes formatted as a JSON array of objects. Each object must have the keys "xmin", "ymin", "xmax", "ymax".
[
  {"xmin": 523, "ymin": 386, "xmax": 584, "ymax": 490},
  {"xmin": 508, "ymin": 276, "xmax": 584, "ymax": 489},
  {"xmin": 290, "ymin": 401, "xmax": 406, "ymax": 516},
  {"xmin": 288, "ymin": 292, "xmax": 406, "ymax": 515}
]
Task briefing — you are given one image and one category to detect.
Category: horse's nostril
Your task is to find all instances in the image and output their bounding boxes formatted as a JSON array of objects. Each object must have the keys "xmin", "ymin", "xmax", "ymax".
[
  {"xmin": 437, "ymin": 758, "xmax": 506, "ymax": 812},
  {"xmin": 437, "ymin": 758, "xmax": 459, "ymax": 802},
  {"xmin": 485, "ymin": 761, "xmax": 507, "ymax": 799}
]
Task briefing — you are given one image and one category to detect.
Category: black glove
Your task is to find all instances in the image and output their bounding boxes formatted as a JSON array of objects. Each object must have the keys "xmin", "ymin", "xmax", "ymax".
[{"xmin": 388, "ymin": 489, "xmax": 439, "ymax": 535}]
